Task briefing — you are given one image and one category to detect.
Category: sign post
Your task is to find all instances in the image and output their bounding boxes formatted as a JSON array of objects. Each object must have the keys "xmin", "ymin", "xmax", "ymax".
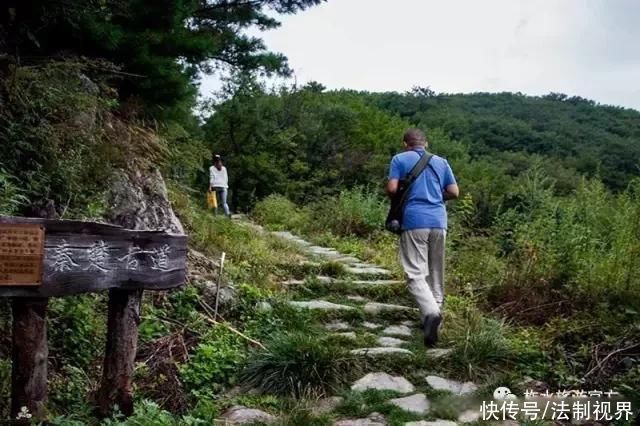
[{"xmin": 0, "ymin": 216, "xmax": 187, "ymax": 420}]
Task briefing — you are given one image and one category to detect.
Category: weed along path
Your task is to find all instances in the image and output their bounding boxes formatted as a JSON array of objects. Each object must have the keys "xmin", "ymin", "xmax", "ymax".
[{"xmin": 229, "ymin": 215, "xmax": 490, "ymax": 426}]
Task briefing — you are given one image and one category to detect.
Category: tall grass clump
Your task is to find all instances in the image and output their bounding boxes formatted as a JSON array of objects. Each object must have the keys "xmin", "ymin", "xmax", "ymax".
[
  {"xmin": 242, "ymin": 332, "xmax": 364, "ymax": 398},
  {"xmin": 441, "ymin": 298, "xmax": 514, "ymax": 381},
  {"xmin": 308, "ymin": 187, "xmax": 386, "ymax": 237}
]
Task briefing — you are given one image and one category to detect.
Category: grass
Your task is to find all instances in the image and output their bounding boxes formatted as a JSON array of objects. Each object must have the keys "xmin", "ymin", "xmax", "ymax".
[
  {"xmin": 170, "ymin": 187, "xmax": 306, "ymax": 287},
  {"xmin": 241, "ymin": 332, "xmax": 366, "ymax": 398},
  {"xmin": 41, "ymin": 186, "xmax": 640, "ymax": 423}
]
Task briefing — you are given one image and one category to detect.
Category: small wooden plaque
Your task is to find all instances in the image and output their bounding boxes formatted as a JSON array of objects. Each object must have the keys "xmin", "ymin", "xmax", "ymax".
[{"xmin": 0, "ymin": 223, "xmax": 45, "ymax": 286}]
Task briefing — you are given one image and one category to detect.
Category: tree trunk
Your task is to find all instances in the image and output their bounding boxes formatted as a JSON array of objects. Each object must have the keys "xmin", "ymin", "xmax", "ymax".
[
  {"xmin": 11, "ymin": 297, "xmax": 48, "ymax": 420},
  {"xmin": 96, "ymin": 288, "xmax": 142, "ymax": 417}
]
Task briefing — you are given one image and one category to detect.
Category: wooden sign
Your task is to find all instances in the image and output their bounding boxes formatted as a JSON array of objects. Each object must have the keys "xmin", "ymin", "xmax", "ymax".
[
  {"xmin": 0, "ymin": 216, "xmax": 188, "ymax": 298},
  {"xmin": 0, "ymin": 223, "xmax": 45, "ymax": 285}
]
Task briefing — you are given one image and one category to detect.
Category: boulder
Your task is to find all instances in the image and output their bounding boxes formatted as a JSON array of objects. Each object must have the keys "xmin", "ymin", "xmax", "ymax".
[
  {"xmin": 107, "ymin": 168, "xmax": 184, "ymax": 234},
  {"xmin": 200, "ymin": 281, "xmax": 238, "ymax": 309}
]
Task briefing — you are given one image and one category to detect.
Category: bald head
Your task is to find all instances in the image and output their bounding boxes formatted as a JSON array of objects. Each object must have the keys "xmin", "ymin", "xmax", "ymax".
[{"xmin": 403, "ymin": 128, "xmax": 427, "ymax": 147}]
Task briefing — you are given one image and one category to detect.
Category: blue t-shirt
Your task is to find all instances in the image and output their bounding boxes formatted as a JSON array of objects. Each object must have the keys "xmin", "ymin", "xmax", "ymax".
[{"xmin": 388, "ymin": 148, "xmax": 456, "ymax": 230}]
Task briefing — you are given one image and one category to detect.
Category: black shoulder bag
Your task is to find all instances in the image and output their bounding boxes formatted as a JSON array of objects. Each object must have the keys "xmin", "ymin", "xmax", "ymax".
[{"xmin": 385, "ymin": 152, "xmax": 434, "ymax": 234}]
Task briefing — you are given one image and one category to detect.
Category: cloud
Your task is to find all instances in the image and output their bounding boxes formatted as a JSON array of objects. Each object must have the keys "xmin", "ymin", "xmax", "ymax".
[{"xmin": 199, "ymin": 0, "xmax": 640, "ymax": 110}]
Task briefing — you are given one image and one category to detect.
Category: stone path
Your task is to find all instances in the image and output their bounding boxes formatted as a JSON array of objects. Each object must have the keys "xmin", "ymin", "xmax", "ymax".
[{"xmin": 229, "ymin": 216, "xmax": 483, "ymax": 425}]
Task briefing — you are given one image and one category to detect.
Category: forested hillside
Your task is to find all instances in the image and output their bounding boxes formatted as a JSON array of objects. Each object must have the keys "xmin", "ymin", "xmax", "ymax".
[{"xmin": 370, "ymin": 90, "xmax": 640, "ymax": 190}]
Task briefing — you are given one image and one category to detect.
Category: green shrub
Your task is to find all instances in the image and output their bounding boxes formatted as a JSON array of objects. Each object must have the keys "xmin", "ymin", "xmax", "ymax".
[
  {"xmin": 48, "ymin": 295, "xmax": 106, "ymax": 369},
  {"xmin": 308, "ymin": 188, "xmax": 386, "ymax": 237},
  {"xmin": 252, "ymin": 194, "xmax": 308, "ymax": 231},
  {"xmin": 49, "ymin": 365, "xmax": 94, "ymax": 418},
  {"xmin": 180, "ymin": 328, "xmax": 246, "ymax": 398},
  {"xmin": 242, "ymin": 332, "xmax": 364, "ymax": 398},
  {"xmin": 0, "ymin": 62, "xmax": 122, "ymax": 216},
  {"xmin": 100, "ymin": 400, "xmax": 178, "ymax": 426},
  {"xmin": 448, "ymin": 235, "xmax": 506, "ymax": 298}
]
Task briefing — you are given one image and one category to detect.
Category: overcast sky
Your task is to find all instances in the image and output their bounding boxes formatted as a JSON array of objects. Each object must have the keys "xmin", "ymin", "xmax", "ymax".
[{"xmin": 199, "ymin": 0, "xmax": 640, "ymax": 110}]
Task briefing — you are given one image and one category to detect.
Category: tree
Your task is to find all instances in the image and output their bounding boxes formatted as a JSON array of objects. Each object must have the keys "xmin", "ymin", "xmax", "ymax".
[{"xmin": 1, "ymin": 0, "xmax": 325, "ymax": 120}]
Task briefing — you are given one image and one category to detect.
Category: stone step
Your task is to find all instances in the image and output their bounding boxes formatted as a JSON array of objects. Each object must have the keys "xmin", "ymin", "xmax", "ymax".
[
  {"xmin": 382, "ymin": 324, "xmax": 412, "ymax": 337},
  {"xmin": 334, "ymin": 255, "xmax": 361, "ymax": 264},
  {"xmin": 351, "ymin": 372, "xmax": 415, "ymax": 393},
  {"xmin": 289, "ymin": 300, "xmax": 355, "ymax": 311},
  {"xmin": 389, "ymin": 393, "xmax": 430, "ymax": 415},
  {"xmin": 405, "ymin": 421, "xmax": 458, "ymax": 426},
  {"xmin": 364, "ymin": 302, "xmax": 414, "ymax": 315},
  {"xmin": 425, "ymin": 375, "xmax": 478, "ymax": 396},
  {"xmin": 324, "ymin": 320, "xmax": 351, "ymax": 331},
  {"xmin": 351, "ymin": 279, "xmax": 403, "ymax": 286},
  {"xmin": 458, "ymin": 409, "xmax": 481, "ymax": 423},
  {"xmin": 362, "ymin": 321, "xmax": 382, "ymax": 329},
  {"xmin": 334, "ymin": 331, "xmax": 357, "ymax": 339},
  {"xmin": 350, "ymin": 347, "xmax": 413, "ymax": 356},
  {"xmin": 334, "ymin": 412, "xmax": 386, "ymax": 426},
  {"xmin": 281, "ymin": 275, "xmax": 334, "ymax": 286},
  {"xmin": 377, "ymin": 336, "xmax": 407, "ymax": 348},
  {"xmin": 345, "ymin": 265, "xmax": 392, "ymax": 276},
  {"xmin": 426, "ymin": 348, "xmax": 453, "ymax": 359}
]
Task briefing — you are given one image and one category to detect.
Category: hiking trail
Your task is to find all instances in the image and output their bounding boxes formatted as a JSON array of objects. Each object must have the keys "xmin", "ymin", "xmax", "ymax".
[{"xmin": 224, "ymin": 215, "xmax": 488, "ymax": 426}]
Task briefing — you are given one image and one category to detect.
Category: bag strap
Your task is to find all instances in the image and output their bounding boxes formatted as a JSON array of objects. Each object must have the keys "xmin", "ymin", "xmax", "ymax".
[{"xmin": 396, "ymin": 151, "xmax": 434, "ymax": 207}]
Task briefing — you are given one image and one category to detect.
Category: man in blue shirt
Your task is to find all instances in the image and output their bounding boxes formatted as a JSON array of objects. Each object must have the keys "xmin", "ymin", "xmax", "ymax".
[{"xmin": 387, "ymin": 128, "xmax": 459, "ymax": 347}]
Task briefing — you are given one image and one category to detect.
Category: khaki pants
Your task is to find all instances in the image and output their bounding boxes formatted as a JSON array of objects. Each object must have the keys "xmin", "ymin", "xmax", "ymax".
[{"xmin": 399, "ymin": 228, "xmax": 446, "ymax": 318}]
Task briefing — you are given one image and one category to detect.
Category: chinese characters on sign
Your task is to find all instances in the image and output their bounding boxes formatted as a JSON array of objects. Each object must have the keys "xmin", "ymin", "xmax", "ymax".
[
  {"xmin": 0, "ymin": 224, "xmax": 45, "ymax": 285},
  {"xmin": 482, "ymin": 389, "xmax": 635, "ymax": 422},
  {"xmin": 48, "ymin": 241, "xmax": 172, "ymax": 273}
]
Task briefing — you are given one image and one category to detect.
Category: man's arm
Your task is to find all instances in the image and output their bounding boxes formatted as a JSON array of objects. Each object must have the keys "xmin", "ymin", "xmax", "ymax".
[
  {"xmin": 387, "ymin": 156, "xmax": 401, "ymax": 197},
  {"xmin": 443, "ymin": 183, "xmax": 459, "ymax": 200},
  {"xmin": 442, "ymin": 161, "xmax": 458, "ymax": 200},
  {"xmin": 386, "ymin": 179, "xmax": 399, "ymax": 198}
]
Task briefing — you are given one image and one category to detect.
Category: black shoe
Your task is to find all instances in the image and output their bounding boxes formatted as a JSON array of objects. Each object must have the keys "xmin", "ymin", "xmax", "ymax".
[{"xmin": 423, "ymin": 314, "xmax": 442, "ymax": 347}]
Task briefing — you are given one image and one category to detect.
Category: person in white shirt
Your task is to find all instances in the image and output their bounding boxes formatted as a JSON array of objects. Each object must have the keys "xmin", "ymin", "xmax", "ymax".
[{"xmin": 209, "ymin": 154, "xmax": 231, "ymax": 217}]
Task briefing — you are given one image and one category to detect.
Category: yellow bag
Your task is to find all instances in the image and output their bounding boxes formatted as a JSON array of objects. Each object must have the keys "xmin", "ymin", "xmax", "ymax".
[{"xmin": 207, "ymin": 190, "xmax": 218, "ymax": 209}]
